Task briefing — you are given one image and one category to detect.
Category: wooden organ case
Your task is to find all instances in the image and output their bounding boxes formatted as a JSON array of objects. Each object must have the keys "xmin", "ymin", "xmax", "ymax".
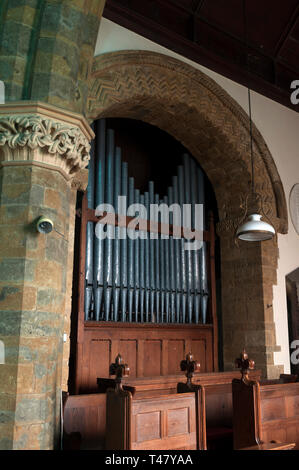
[{"xmin": 73, "ymin": 119, "xmax": 219, "ymax": 394}]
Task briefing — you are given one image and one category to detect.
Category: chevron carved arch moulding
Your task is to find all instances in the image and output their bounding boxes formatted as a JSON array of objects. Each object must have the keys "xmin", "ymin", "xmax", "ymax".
[{"xmin": 87, "ymin": 50, "xmax": 287, "ymax": 235}]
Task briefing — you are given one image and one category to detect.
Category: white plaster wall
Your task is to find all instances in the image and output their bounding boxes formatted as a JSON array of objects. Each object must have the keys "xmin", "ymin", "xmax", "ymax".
[{"xmin": 95, "ymin": 18, "xmax": 299, "ymax": 373}]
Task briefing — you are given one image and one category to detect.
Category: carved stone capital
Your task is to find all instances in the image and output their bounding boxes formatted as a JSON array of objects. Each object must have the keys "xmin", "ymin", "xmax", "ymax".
[{"xmin": 0, "ymin": 101, "xmax": 94, "ymax": 179}]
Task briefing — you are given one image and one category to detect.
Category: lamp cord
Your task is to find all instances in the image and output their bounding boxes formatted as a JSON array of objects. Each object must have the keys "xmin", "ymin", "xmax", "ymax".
[
  {"xmin": 243, "ymin": 0, "xmax": 255, "ymax": 198},
  {"xmin": 248, "ymin": 88, "xmax": 255, "ymax": 197}
]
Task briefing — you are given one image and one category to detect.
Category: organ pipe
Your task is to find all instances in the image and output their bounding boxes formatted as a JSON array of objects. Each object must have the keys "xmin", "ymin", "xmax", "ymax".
[
  {"xmin": 128, "ymin": 177, "xmax": 135, "ymax": 322},
  {"xmin": 120, "ymin": 162, "xmax": 128, "ymax": 322},
  {"xmin": 94, "ymin": 119, "xmax": 106, "ymax": 320},
  {"xmin": 84, "ymin": 123, "xmax": 95, "ymax": 320},
  {"xmin": 103, "ymin": 129, "xmax": 115, "ymax": 321},
  {"xmin": 84, "ymin": 120, "xmax": 213, "ymax": 326},
  {"xmin": 134, "ymin": 189, "xmax": 140, "ymax": 322},
  {"xmin": 139, "ymin": 194, "xmax": 145, "ymax": 323}
]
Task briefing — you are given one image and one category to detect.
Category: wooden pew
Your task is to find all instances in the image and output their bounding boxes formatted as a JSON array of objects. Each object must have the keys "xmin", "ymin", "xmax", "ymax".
[
  {"xmin": 105, "ymin": 354, "xmax": 205, "ymax": 450},
  {"xmin": 176, "ymin": 353, "xmax": 234, "ymax": 449},
  {"xmin": 63, "ymin": 393, "xmax": 106, "ymax": 450},
  {"xmin": 98, "ymin": 354, "xmax": 261, "ymax": 450},
  {"xmin": 240, "ymin": 442, "xmax": 296, "ymax": 451},
  {"xmin": 232, "ymin": 350, "xmax": 299, "ymax": 450},
  {"xmin": 64, "ymin": 350, "xmax": 265, "ymax": 450}
]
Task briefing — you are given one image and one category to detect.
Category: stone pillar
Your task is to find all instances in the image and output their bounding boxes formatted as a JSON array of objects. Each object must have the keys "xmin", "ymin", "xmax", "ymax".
[
  {"xmin": 0, "ymin": 101, "xmax": 93, "ymax": 449},
  {"xmin": 0, "ymin": 0, "xmax": 106, "ymax": 114},
  {"xmin": 218, "ymin": 222, "xmax": 283, "ymax": 379}
]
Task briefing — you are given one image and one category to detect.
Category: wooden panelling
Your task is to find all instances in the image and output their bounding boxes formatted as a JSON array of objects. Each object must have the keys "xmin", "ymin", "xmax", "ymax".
[
  {"xmin": 130, "ymin": 393, "xmax": 197, "ymax": 450},
  {"xmin": 135, "ymin": 411, "xmax": 161, "ymax": 442},
  {"xmin": 168, "ymin": 340, "xmax": 185, "ymax": 374},
  {"xmin": 143, "ymin": 340, "xmax": 162, "ymax": 377},
  {"xmin": 63, "ymin": 394, "xmax": 106, "ymax": 450},
  {"xmin": 168, "ymin": 407, "xmax": 189, "ymax": 436},
  {"xmin": 190, "ymin": 340, "xmax": 208, "ymax": 372},
  {"xmin": 261, "ymin": 397, "xmax": 286, "ymax": 422},
  {"xmin": 87, "ymin": 340, "xmax": 110, "ymax": 387},
  {"xmin": 118, "ymin": 340, "xmax": 138, "ymax": 377},
  {"xmin": 205, "ymin": 383, "xmax": 233, "ymax": 428},
  {"xmin": 77, "ymin": 323, "xmax": 214, "ymax": 393},
  {"xmin": 233, "ymin": 379, "xmax": 299, "ymax": 449}
]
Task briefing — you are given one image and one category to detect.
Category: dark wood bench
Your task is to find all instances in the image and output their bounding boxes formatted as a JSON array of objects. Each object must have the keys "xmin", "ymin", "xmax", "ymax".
[
  {"xmin": 62, "ymin": 392, "xmax": 106, "ymax": 450},
  {"xmin": 104, "ymin": 354, "xmax": 204, "ymax": 450},
  {"xmin": 232, "ymin": 350, "xmax": 299, "ymax": 450},
  {"xmin": 98, "ymin": 354, "xmax": 261, "ymax": 449},
  {"xmin": 99, "ymin": 352, "xmax": 261, "ymax": 450},
  {"xmin": 63, "ymin": 350, "xmax": 264, "ymax": 450}
]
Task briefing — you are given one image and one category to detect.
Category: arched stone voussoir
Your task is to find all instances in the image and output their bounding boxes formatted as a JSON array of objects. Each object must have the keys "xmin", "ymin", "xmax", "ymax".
[{"xmin": 88, "ymin": 50, "xmax": 288, "ymax": 235}]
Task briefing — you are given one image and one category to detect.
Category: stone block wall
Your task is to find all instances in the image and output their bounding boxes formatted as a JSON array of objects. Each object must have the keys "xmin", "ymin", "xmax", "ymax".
[
  {"xmin": 0, "ymin": 101, "xmax": 94, "ymax": 449},
  {"xmin": 0, "ymin": 164, "xmax": 71, "ymax": 449},
  {"xmin": 0, "ymin": 0, "xmax": 106, "ymax": 114}
]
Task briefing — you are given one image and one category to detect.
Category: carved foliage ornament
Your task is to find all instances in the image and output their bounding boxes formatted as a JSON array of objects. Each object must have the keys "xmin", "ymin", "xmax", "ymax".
[
  {"xmin": 0, "ymin": 114, "xmax": 90, "ymax": 172},
  {"xmin": 217, "ymin": 190, "xmax": 276, "ymax": 237}
]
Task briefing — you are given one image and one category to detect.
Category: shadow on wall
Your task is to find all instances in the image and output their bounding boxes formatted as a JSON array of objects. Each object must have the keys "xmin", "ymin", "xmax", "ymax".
[{"xmin": 286, "ymin": 267, "xmax": 299, "ymax": 376}]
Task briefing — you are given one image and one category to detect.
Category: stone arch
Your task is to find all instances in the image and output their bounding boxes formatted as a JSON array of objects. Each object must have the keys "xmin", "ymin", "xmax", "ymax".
[
  {"xmin": 88, "ymin": 50, "xmax": 287, "ymax": 234},
  {"xmin": 86, "ymin": 50, "xmax": 288, "ymax": 377}
]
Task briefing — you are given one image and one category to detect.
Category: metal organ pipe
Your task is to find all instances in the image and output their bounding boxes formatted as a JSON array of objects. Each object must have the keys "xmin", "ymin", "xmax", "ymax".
[
  {"xmin": 128, "ymin": 177, "xmax": 135, "ymax": 322},
  {"xmin": 183, "ymin": 154, "xmax": 194, "ymax": 324},
  {"xmin": 154, "ymin": 194, "xmax": 161, "ymax": 323},
  {"xmin": 177, "ymin": 165, "xmax": 187, "ymax": 324},
  {"xmin": 144, "ymin": 191, "xmax": 150, "ymax": 323},
  {"xmin": 139, "ymin": 194, "xmax": 145, "ymax": 323},
  {"xmin": 190, "ymin": 157, "xmax": 201, "ymax": 324},
  {"xmin": 84, "ymin": 120, "xmax": 212, "ymax": 327},
  {"xmin": 167, "ymin": 186, "xmax": 176, "ymax": 323},
  {"xmin": 148, "ymin": 181, "xmax": 155, "ymax": 322},
  {"xmin": 134, "ymin": 189, "xmax": 140, "ymax": 322},
  {"xmin": 163, "ymin": 194, "xmax": 170, "ymax": 323},
  {"xmin": 197, "ymin": 166, "xmax": 208, "ymax": 324},
  {"xmin": 120, "ymin": 162, "xmax": 128, "ymax": 322},
  {"xmin": 84, "ymin": 123, "xmax": 95, "ymax": 321},
  {"xmin": 172, "ymin": 177, "xmax": 181, "ymax": 324},
  {"xmin": 159, "ymin": 198, "xmax": 166, "ymax": 323},
  {"xmin": 103, "ymin": 129, "xmax": 115, "ymax": 321},
  {"xmin": 94, "ymin": 119, "xmax": 106, "ymax": 321},
  {"xmin": 112, "ymin": 147, "xmax": 122, "ymax": 321}
]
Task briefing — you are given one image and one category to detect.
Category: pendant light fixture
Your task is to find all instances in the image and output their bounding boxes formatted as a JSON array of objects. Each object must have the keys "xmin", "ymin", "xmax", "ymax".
[{"xmin": 236, "ymin": 0, "xmax": 275, "ymax": 242}]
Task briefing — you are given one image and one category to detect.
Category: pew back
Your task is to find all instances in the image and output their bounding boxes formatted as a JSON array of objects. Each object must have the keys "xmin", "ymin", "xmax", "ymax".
[
  {"xmin": 105, "ymin": 388, "xmax": 201, "ymax": 450},
  {"xmin": 63, "ymin": 393, "xmax": 106, "ymax": 450},
  {"xmin": 98, "ymin": 370, "xmax": 261, "ymax": 398},
  {"xmin": 131, "ymin": 393, "xmax": 198, "ymax": 450},
  {"xmin": 260, "ymin": 382, "xmax": 299, "ymax": 449},
  {"xmin": 99, "ymin": 369, "xmax": 261, "ymax": 449},
  {"xmin": 232, "ymin": 379, "xmax": 299, "ymax": 449}
]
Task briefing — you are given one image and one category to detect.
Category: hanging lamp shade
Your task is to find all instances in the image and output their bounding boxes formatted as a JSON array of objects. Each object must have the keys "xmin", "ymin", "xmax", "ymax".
[
  {"xmin": 235, "ymin": 0, "xmax": 276, "ymax": 243},
  {"xmin": 236, "ymin": 213, "xmax": 275, "ymax": 241}
]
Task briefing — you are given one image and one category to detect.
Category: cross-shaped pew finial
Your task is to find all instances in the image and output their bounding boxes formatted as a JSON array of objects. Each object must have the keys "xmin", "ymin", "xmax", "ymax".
[
  {"xmin": 109, "ymin": 354, "xmax": 130, "ymax": 391},
  {"xmin": 180, "ymin": 352, "xmax": 200, "ymax": 386},
  {"xmin": 235, "ymin": 349, "xmax": 255, "ymax": 383}
]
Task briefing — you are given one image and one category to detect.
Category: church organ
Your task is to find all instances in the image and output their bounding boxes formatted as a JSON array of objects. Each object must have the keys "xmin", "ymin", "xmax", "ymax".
[{"xmin": 74, "ymin": 118, "xmax": 219, "ymax": 393}]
